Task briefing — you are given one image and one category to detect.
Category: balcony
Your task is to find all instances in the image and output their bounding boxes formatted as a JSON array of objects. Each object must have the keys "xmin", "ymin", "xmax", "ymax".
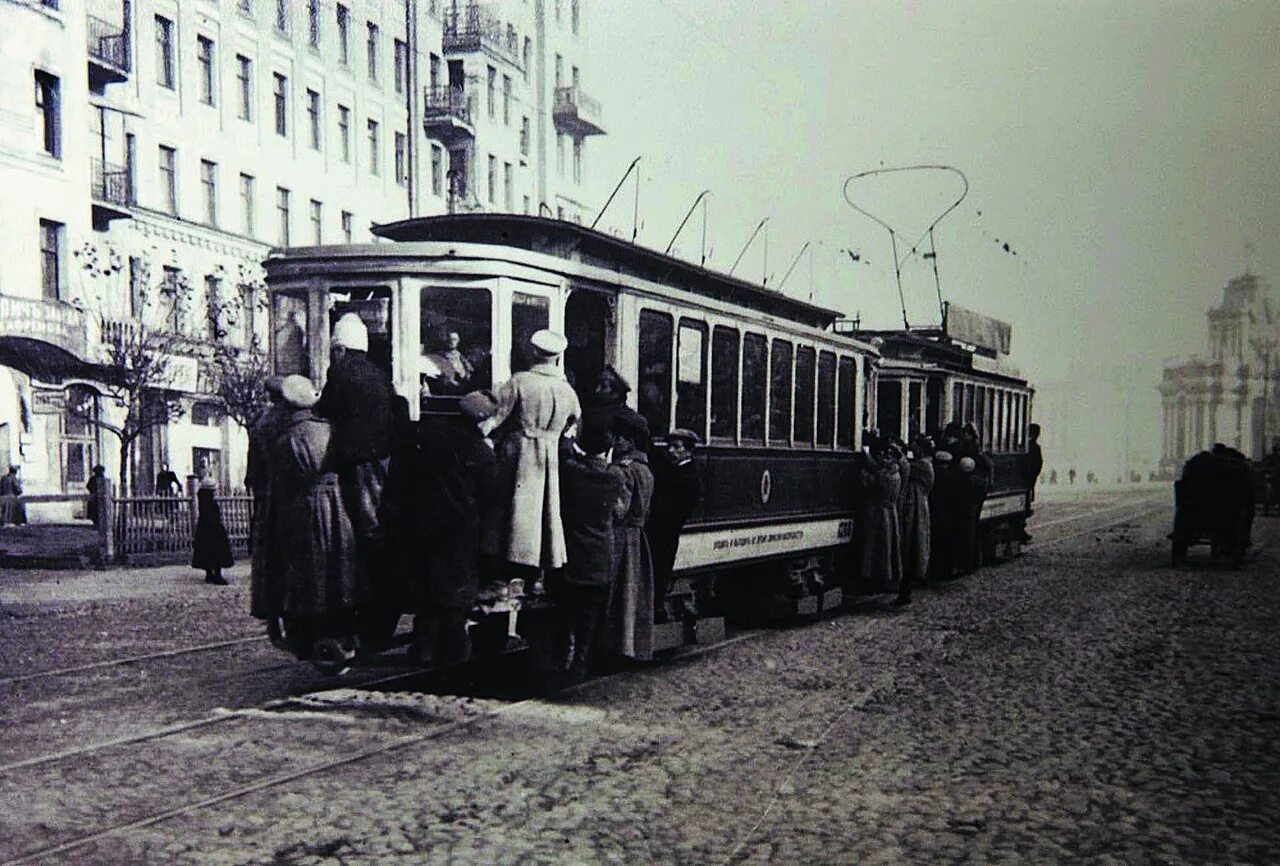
[
  {"xmin": 90, "ymin": 158, "xmax": 132, "ymax": 226},
  {"xmin": 552, "ymin": 86, "xmax": 605, "ymax": 137},
  {"xmin": 442, "ymin": 3, "xmax": 521, "ymax": 68},
  {"xmin": 87, "ymin": 13, "xmax": 130, "ymax": 89},
  {"xmin": 423, "ymin": 86, "xmax": 475, "ymax": 145}
]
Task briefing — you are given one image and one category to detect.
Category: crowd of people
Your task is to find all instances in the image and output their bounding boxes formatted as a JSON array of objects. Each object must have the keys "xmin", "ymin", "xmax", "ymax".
[
  {"xmin": 246, "ymin": 315, "xmax": 702, "ymax": 681},
  {"xmin": 851, "ymin": 421, "xmax": 1041, "ymax": 607}
]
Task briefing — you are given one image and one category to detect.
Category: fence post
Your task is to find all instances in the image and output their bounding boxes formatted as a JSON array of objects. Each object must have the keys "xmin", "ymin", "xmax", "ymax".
[{"xmin": 97, "ymin": 478, "xmax": 115, "ymax": 567}]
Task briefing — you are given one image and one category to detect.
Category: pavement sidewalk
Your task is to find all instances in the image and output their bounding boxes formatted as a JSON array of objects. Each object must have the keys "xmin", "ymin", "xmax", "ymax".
[{"xmin": 0, "ymin": 561, "xmax": 252, "ymax": 608}]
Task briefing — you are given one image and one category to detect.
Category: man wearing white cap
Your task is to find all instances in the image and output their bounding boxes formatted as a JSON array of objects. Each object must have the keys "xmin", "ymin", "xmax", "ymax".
[
  {"xmin": 315, "ymin": 312, "xmax": 394, "ymax": 544},
  {"xmin": 485, "ymin": 329, "xmax": 581, "ymax": 574}
]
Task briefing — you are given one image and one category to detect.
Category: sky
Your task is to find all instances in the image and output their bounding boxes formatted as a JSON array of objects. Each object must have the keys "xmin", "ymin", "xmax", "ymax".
[{"xmin": 580, "ymin": 0, "xmax": 1280, "ymax": 390}]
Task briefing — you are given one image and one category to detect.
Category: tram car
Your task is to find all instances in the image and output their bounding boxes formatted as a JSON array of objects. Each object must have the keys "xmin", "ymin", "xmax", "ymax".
[
  {"xmin": 849, "ymin": 303, "xmax": 1036, "ymax": 561},
  {"xmin": 263, "ymin": 213, "xmax": 880, "ymax": 664}
]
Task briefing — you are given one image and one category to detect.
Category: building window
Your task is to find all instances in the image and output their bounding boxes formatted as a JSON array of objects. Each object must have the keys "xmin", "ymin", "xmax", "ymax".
[
  {"xmin": 158, "ymin": 145, "xmax": 177, "ymax": 214},
  {"xmin": 340, "ymin": 210, "xmax": 353, "ymax": 242},
  {"xmin": 487, "ymin": 154, "xmax": 496, "ymax": 205},
  {"xmin": 238, "ymin": 0, "xmax": 252, "ymax": 15},
  {"xmin": 204, "ymin": 275, "xmax": 221, "ymax": 339},
  {"xmin": 200, "ymin": 159, "xmax": 217, "ymax": 226},
  {"xmin": 487, "ymin": 66, "xmax": 496, "ymax": 120},
  {"xmin": 520, "ymin": 115, "xmax": 530, "ymax": 157},
  {"xmin": 240, "ymin": 173, "xmax": 256, "ymax": 237},
  {"xmin": 572, "ymin": 138, "xmax": 582, "ymax": 183},
  {"xmin": 367, "ymin": 119, "xmax": 379, "ymax": 174},
  {"xmin": 394, "ymin": 132, "xmax": 407, "ymax": 185},
  {"xmin": 522, "ymin": 37, "xmax": 531, "ymax": 81},
  {"xmin": 276, "ymin": 187, "xmax": 290, "ymax": 245},
  {"xmin": 162, "ymin": 266, "xmax": 184, "ymax": 331},
  {"xmin": 39, "ymin": 219, "xmax": 62, "ymax": 301},
  {"xmin": 448, "ymin": 148, "xmax": 468, "ymax": 198},
  {"xmin": 337, "ymin": 105, "xmax": 351, "ymax": 162},
  {"xmin": 155, "ymin": 15, "xmax": 175, "ymax": 89},
  {"xmin": 429, "ymin": 53, "xmax": 441, "ymax": 90},
  {"xmin": 571, "ymin": 0, "xmax": 579, "ymax": 34},
  {"xmin": 308, "ymin": 0, "xmax": 320, "ymax": 46},
  {"xmin": 336, "ymin": 4, "xmax": 350, "ymax": 65},
  {"xmin": 307, "ymin": 89, "xmax": 321, "ymax": 149},
  {"xmin": 197, "ymin": 36, "xmax": 216, "ymax": 105},
  {"xmin": 191, "ymin": 402, "xmax": 222, "ymax": 427},
  {"xmin": 275, "ymin": 0, "xmax": 289, "ymax": 34},
  {"xmin": 273, "ymin": 73, "xmax": 288, "ymax": 136},
  {"xmin": 236, "ymin": 55, "xmax": 253, "ymax": 120},
  {"xmin": 502, "ymin": 74, "xmax": 511, "ymax": 126},
  {"xmin": 503, "ymin": 162, "xmax": 513, "ymax": 210},
  {"xmin": 394, "ymin": 39, "xmax": 407, "ymax": 94},
  {"xmin": 34, "ymin": 71, "xmax": 60, "ymax": 158},
  {"xmin": 556, "ymin": 132, "xmax": 565, "ymax": 175},
  {"xmin": 555, "ymin": 53, "xmax": 563, "ymax": 88},
  {"xmin": 430, "ymin": 144, "xmax": 443, "ymax": 196},
  {"xmin": 523, "ymin": 194, "xmax": 530, "ymax": 214},
  {"xmin": 309, "ymin": 199, "xmax": 322, "ymax": 243},
  {"xmin": 366, "ymin": 22, "xmax": 378, "ymax": 81}
]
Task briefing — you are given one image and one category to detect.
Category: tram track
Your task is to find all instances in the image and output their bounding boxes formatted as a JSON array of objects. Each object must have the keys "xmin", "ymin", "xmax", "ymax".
[
  {"xmin": 0, "ymin": 494, "xmax": 1170, "ymax": 865},
  {"xmin": 0, "ymin": 634, "xmax": 268, "ymax": 687}
]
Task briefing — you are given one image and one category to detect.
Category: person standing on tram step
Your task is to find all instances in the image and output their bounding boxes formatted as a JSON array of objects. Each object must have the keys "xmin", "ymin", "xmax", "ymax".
[
  {"xmin": 1018, "ymin": 423, "xmax": 1043, "ymax": 542},
  {"xmin": 246, "ymin": 376, "xmax": 291, "ymax": 623},
  {"xmin": 483, "ymin": 329, "xmax": 581, "ymax": 584},
  {"xmin": 647, "ymin": 428, "xmax": 702, "ymax": 622},
  {"xmin": 272, "ymin": 375, "xmax": 363, "ymax": 660},
  {"xmin": 192, "ymin": 476, "xmax": 234, "ymax": 586},
  {"xmin": 608, "ymin": 407, "xmax": 656, "ymax": 660},
  {"xmin": 894, "ymin": 436, "xmax": 935, "ymax": 607},
  {"xmin": 856, "ymin": 441, "xmax": 904, "ymax": 596},
  {"xmin": 954, "ymin": 455, "xmax": 986, "ymax": 575},
  {"xmin": 412, "ymin": 390, "xmax": 498, "ymax": 667},
  {"xmin": 555, "ymin": 419, "xmax": 623, "ymax": 685},
  {"xmin": 928, "ymin": 450, "xmax": 958, "ymax": 580}
]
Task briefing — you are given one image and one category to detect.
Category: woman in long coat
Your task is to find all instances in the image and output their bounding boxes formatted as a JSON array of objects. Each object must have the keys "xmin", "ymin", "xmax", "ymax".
[
  {"xmin": 192, "ymin": 479, "xmax": 234, "ymax": 585},
  {"xmin": 855, "ymin": 446, "xmax": 903, "ymax": 594},
  {"xmin": 483, "ymin": 331, "xmax": 581, "ymax": 573},
  {"xmin": 271, "ymin": 376, "xmax": 362, "ymax": 641},
  {"xmin": 895, "ymin": 437, "xmax": 935, "ymax": 605},
  {"xmin": 608, "ymin": 408, "xmax": 656, "ymax": 660}
]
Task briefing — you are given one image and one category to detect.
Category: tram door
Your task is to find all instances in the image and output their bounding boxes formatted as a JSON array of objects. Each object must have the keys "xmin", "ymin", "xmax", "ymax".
[{"xmin": 564, "ymin": 289, "xmax": 613, "ymax": 397}]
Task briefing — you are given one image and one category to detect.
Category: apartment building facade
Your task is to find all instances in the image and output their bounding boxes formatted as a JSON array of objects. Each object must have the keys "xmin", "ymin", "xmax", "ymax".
[{"xmin": 0, "ymin": 0, "xmax": 603, "ymax": 508}]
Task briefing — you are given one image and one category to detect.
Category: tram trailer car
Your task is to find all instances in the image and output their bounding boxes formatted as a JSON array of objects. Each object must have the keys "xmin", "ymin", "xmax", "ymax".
[
  {"xmin": 853, "ymin": 323, "xmax": 1037, "ymax": 562},
  {"xmin": 263, "ymin": 214, "xmax": 879, "ymax": 658}
]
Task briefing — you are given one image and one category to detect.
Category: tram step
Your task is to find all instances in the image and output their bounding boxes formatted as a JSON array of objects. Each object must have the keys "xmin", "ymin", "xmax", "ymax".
[
  {"xmin": 691, "ymin": 616, "xmax": 725, "ymax": 645},
  {"xmin": 795, "ymin": 595, "xmax": 819, "ymax": 616},
  {"xmin": 820, "ymin": 588, "xmax": 843, "ymax": 611},
  {"xmin": 652, "ymin": 620, "xmax": 686, "ymax": 652}
]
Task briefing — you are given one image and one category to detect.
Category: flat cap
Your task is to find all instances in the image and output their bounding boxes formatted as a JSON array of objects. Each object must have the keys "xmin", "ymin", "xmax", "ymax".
[{"xmin": 667, "ymin": 428, "xmax": 701, "ymax": 446}]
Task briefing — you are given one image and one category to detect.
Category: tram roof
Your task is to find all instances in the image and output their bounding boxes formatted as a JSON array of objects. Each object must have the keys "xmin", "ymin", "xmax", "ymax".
[
  {"xmin": 857, "ymin": 328, "xmax": 1029, "ymax": 386},
  {"xmin": 371, "ymin": 214, "xmax": 843, "ymax": 330}
]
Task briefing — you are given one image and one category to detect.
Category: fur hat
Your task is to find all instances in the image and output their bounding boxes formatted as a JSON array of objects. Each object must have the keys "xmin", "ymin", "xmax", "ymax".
[
  {"xmin": 281, "ymin": 374, "xmax": 320, "ymax": 409},
  {"xmin": 459, "ymin": 389, "xmax": 499, "ymax": 421},
  {"xmin": 530, "ymin": 329, "xmax": 568, "ymax": 357},
  {"xmin": 332, "ymin": 313, "xmax": 369, "ymax": 352}
]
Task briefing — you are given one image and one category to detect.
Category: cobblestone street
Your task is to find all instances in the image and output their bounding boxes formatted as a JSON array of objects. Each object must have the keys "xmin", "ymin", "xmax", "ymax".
[{"xmin": 3, "ymin": 489, "xmax": 1279, "ymax": 865}]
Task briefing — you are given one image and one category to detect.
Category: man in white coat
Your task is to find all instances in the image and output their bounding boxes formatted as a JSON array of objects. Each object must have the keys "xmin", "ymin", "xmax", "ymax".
[{"xmin": 483, "ymin": 330, "xmax": 581, "ymax": 578}]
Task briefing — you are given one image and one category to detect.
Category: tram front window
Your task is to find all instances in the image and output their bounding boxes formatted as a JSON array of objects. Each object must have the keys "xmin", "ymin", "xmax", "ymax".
[
  {"xmin": 272, "ymin": 294, "xmax": 309, "ymax": 376},
  {"xmin": 330, "ymin": 288, "xmax": 392, "ymax": 375},
  {"xmin": 511, "ymin": 291, "xmax": 550, "ymax": 373},
  {"xmin": 420, "ymin": 285, "xmax": 493, "ymax": 399}
]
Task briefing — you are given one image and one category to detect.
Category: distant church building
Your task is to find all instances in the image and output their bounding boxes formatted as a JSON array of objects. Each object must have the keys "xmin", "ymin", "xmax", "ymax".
[{"xmin": 1159, "ymin": 273, "xmax": 1279, "ymax": 474}]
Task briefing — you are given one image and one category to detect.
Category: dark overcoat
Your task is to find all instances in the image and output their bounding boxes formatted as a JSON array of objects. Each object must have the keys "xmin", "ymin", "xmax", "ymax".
[
  {"xmin": 899, "ymin": 456, "xmax": 934, "ymax": 585},
  {"xmin": 608, "ymin": 448, "xmax": 656, "ymax": 660},
  {"xmin": 192, "ymin": 486, "xmax": 234, "ymax": 570},
  {"xmin": 559, "ymin": 452, "xmax": 621, "ymax": 586}
]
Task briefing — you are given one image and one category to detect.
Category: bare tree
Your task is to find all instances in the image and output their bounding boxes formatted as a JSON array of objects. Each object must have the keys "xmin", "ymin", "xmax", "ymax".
[
  {"xmin": 208, "ymin": 263, "xmax": 272, "ymax": 432},
  {"xmin": 71, "ymin": 242, "xmax": 193, "ymax": 497}
]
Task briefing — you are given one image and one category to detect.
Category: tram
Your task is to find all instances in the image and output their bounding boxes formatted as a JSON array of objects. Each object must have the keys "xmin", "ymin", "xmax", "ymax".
[
  {"xmin": 850, "ymin": 302, "xmax": 1036, "ymax": 561},
  {"xmin": 263, "ymin": 213, "xmax": 880, "ymax": 659}
]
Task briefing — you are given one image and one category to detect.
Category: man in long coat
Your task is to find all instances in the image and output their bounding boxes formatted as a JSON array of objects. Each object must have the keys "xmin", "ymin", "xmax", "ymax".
[
  {"xmin": 894, "ymin": 436, "xmax": 935, "ymax": 606},
  {"xmin": 608, "ymin": 407, "xmax": 656, "ymax": 660},
  {"xmin": 647, "ymin": 429, "xmax": 701, "ymax": 621},
  {"xmin": 483, "ymin": 329, "xmax": 581, "ymax": 575},
  {"xmin": 247, "ymin": 377, "xmax": 290, "ymax": 622},
  {"xmin": 271, "ymin": 375, "xmax": 363, "ymax": 659},
  {"xmin": 856, "ymin": 445, "xmax": 903, "ymax": 594}
]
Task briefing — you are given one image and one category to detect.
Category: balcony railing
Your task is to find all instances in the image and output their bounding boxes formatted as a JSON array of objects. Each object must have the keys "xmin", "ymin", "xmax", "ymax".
[
  {"xmin": 552, "ymin": 85, "xmax": 605, "ymax": 136},
  {"xmin": 90, "ymin": 158, "xmax": 132, "ymax": 208},
  {"xmin": 87, "ymin": 14, "xmax": 130, "ymax": 74},
  {"xmin": 424, "ymin": 86, "xmax": 476, "ymax": 145},
  {"xmin": 442, "ymin": 3, "xmax": 520, "ymax": 67}
]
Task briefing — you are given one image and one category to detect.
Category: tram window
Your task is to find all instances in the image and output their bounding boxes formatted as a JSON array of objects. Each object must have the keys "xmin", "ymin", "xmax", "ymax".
[
  {"xmin": 952, "ymin": 382, "xmax": 963, "ymax": 424},
  {"xmin": 511, "ymin": 291, "xmax": 551, "ymax": 373},
  {"xmin": 908, "ymin": 381, "xmax": 923, "ymax": 442},
  {"xmin": 926, "ymin": 377, "xmax": 944, "ymax": 438},
  {"xmin": 794, "ymin": 346, "xmax": 816, "ymax": 446},
  {"xmin": 420, "ymin": 285, "xmax": 493, "ymax": 395},
  {"xmin": 984, "ymin": 388, "xmax": 995, "ymax": 448},
  {"xmin": 768, "ymin": 339, "xmax": 793, "ymax": 445},
  {"xmin": 331, "ymin": 288, "xmax": 393, "ymax": 374},
  {"xmin": 710, "ymin": 326, "xmax": 740, "ymax": 440},
  {"xmin": 837, "ymin": 356, "xmax": 855, "ymax": 448},
  {"xmin": 638, "ymin": 309, "xmax": 673, "ymax": 435},
  {"xmin": 876, "ymin": 380, "xmax": 901, "ymax": 442},
  {"xmin": 272, "ymin": 294, "xmax": 309, "ymax": 376},
  {"xmin": 675, "ymin": 319, "xmax": 708, "ymax": 438},
  {"xmin": 816, "ymin": 351, "xmax": 836, "ymax": 447},
  {"xmin": 964, "ymin": 384, "xmax": 976, "ymax": 425},
  {"xmin": 741, "ymin": 333, "xmax": 767, "ymax": 444}
]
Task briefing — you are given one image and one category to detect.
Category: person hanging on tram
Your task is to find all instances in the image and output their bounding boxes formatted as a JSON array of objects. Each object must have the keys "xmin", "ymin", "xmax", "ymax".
[
  {"xmin": 607, "ymin": 407, "xmax": 656, "ymax": 660},
  {"xmin": 481, "ymin": 329, "xmax": 581, "ymax": 591},
  {"xmin": 647, "ymin": 428, "xmax": 702, "ymax": 622}
]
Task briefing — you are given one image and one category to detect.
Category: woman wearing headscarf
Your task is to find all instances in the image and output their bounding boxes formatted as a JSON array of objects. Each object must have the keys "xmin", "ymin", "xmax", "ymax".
[
  {"xmin": 855, "ymin": 441, "xmax": 903, "ymax": 595},
  {"xmin": 192, "ymin": 475, "xmax": 234, "ymax": 586},
  {"xmin": 271, "ymin": 375, "xmax": 363, "ymax": 662},
  {"xmin": 894, "ymin": 436, "xmax": 935, "ymax": 606}
]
